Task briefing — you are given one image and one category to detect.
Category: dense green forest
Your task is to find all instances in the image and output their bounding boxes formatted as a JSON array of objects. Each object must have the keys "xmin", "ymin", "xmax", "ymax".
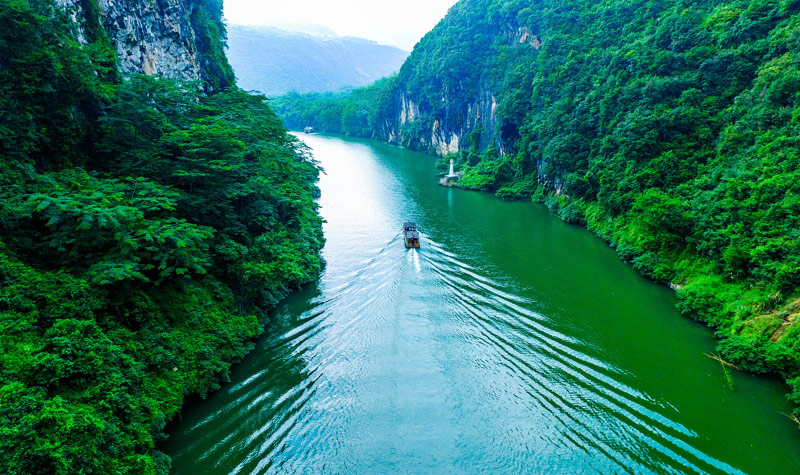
[
  {"xmin": 0, "ymin": 0, "xmax": 323, "ymax": 473},
  {"xmin": 271, "ymin": 0, "xmax": 800, "ymax": 419},
  {"xmin": 227, "ymin": 25, "xmax": 407, "ymax": 96}
]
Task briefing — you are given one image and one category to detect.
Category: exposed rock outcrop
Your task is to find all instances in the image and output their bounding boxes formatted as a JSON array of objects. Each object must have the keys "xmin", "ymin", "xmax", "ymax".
[
  {"xmin": 373, "ymin": 24, "xmax": 529, "ymax": 158},
  {"xmin": 54, "ymin": 0, "xmax": 229, "ymax": 89}
]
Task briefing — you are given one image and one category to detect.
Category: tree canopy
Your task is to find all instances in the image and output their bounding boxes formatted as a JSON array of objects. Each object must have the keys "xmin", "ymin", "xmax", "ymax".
[{"xmin": 0, "ymin": 1, "xmax": 323, "ymax": 473}]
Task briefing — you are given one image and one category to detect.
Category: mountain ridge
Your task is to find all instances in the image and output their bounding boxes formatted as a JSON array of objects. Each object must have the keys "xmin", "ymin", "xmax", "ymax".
[{"xmin": 227, "ymin": 24, "xmax": 408, "ymax": 96}]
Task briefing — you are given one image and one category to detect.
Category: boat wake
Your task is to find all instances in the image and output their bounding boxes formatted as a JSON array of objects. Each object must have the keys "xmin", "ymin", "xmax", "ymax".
[{"xmin": 168, "ymin": 234, "xmax": 742, "ymax": 475}]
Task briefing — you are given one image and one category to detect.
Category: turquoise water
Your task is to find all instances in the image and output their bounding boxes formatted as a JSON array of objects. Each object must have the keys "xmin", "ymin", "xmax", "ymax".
[{"xmin": 164, "ymin": 134, "xmax": 800, "ymax": 474}]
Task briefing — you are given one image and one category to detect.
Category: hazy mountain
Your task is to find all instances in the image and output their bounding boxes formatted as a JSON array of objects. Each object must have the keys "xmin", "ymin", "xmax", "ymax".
[{"xmin": 227, "ymin": 24, "xmax": 408, "ymax": 96}]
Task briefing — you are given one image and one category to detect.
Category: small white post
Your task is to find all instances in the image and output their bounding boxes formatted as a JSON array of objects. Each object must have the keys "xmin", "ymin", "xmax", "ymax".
[{"xmin": 448, "ymin": 158, "xmax": 455, "ymax": 176}]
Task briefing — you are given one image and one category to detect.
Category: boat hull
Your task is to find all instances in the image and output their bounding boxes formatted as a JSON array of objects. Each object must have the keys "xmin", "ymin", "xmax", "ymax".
[
  {"xmin": 403, "ymin": 221, "xmax": 420, "ymax": 248},
  {"xmin": 404, "ymin": 239, "xmax": 420, "ymax": 249}
]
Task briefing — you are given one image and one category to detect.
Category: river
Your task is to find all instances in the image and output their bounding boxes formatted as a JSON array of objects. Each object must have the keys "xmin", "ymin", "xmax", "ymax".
[{"xmin": 164, "ymin": 134, "xmax": 800, "ymax": 474}]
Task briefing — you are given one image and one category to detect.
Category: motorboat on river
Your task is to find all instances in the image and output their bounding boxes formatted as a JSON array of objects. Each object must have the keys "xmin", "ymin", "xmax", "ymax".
[{"xmin": 403, "ymin": 222, "xmax": 420, "ymax": 249}]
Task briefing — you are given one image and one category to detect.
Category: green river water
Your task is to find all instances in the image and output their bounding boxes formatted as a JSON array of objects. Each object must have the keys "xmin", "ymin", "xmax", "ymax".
[{"xmin": 164, "ymin": 134, "xmax": 800, "ymax": 474}]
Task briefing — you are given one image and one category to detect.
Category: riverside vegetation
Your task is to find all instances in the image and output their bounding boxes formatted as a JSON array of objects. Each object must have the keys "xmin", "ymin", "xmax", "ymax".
[
  {"xmin": 271, "ymin": 0, "xmax": 800, "ymax": 419},
  {"xmin": 0, "ymin": 0, "xmax": 323, "ymax": 473}
]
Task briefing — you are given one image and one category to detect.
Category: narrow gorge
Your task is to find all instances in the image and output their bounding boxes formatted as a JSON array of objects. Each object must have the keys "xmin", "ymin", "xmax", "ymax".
[{"xmin": 272, "ymin": 0, "xmax": 800, "ymax": 422}]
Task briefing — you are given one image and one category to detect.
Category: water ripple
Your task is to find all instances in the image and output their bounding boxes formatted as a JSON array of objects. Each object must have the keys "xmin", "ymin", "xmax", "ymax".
[
  {"xmin": 160, "ymin": 125, "xmax": 798, "ymax": 474},
  {"xmin": 168, "ymin": 232, "xmax": 749, "ymax": 474}
]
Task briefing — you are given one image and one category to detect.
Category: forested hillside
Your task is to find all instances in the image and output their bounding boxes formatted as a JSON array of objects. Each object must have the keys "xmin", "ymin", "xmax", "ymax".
[
  {"xmin": 271, "ymin": 0, "xmax": 800, "ymax": 418},
  {"xmin": 227, "ymin": 25, "xmax": 408, "ymax": 96},
  {"xmin": 0, "ymin": 0, "xmax": 323, "ymax": 473}
]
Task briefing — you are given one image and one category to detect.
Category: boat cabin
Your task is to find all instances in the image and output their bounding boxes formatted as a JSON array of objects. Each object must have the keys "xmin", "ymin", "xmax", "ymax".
[{"xmin": 403, "ymin": 221, "xmax": 420, "ymax": 249}]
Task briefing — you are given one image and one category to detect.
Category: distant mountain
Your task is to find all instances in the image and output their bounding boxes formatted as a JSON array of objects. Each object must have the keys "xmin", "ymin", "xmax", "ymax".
[{"xmin": 226, "ymin": 25, "xmax": 408, "ymax": 96}]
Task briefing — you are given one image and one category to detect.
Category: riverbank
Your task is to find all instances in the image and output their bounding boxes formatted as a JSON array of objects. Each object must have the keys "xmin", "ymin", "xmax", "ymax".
[{"xmin": 0, "ymin": 76, "xmax": 324, "ymax": 475}]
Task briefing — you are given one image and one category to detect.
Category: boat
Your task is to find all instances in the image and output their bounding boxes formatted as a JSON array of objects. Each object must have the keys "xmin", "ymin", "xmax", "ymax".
[
  {"xmin": 403, "ymin": 222, "xmax": 420, "ymax": 249},
  {"xmin": 303, "ymin": 126, "xmax": 314, "ymax": 133}
]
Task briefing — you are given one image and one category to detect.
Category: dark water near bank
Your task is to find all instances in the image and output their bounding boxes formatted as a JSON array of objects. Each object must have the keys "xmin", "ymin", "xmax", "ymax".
[{"xmin": 165, "ymin": 134, "xmax": 800, "ymax": 474}]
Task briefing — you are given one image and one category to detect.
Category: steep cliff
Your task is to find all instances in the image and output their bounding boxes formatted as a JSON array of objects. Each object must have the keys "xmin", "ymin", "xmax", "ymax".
[
  {"xmin": 272, "ymin": 0, "xmax": 530, "ymax": 156},
  {"xmin": 385, "ymin": 84, "xmax": 497, "ymax": 155},
  {"xmin": 375, "ymin": 0, "xmax": 516, "ymax": 155},
  {"xmin": 54, "ymin": 0, "xmax": 233, "ymax": 91}
]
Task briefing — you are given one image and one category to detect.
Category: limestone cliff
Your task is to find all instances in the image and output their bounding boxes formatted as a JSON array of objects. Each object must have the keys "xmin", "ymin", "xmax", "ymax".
[
  {"xmin": 54, "ymin": 0, "xmax": 233, "ymax": 91},
  {"xmin": 371, "ymin": 4, "xmax": 539, "ymax": 158},
  {"xmin": 383, "ymin": 83, "xmax": 499, "ymax": 156}
]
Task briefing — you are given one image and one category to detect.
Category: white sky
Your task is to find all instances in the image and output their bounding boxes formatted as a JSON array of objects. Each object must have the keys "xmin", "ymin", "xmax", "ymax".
[{"xmin": 223, "ymin": 0, "xmax": 459, "ymax": 51}]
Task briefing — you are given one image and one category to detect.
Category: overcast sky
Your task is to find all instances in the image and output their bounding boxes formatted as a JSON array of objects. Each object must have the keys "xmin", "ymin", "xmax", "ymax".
[{"xmin": 223, "ymin": 0, "xmax": 459, "ymax": 51}]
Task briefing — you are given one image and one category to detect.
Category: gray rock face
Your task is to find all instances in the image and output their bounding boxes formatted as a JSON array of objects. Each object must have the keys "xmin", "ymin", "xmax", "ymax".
[
  {"xmin": 55, "ymin": 0, "xmax": 206, "ymax": 83},
  {"xmin": 376, "ymin": 80, "xmax": 502, "ymax": 157},
  {"xmin": 373, "ymin": 38, "xmax": 532, "ymax": 157}
]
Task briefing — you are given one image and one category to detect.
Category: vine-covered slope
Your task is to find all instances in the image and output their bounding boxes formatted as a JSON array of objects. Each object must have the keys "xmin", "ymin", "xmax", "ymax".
[
  {"xmin": 271, "ymin": 0, "xmax": 800, "ymax": 419},
  {"xmin": 0, "ymin": 0, "xmax": 322, "ymax": 473}
]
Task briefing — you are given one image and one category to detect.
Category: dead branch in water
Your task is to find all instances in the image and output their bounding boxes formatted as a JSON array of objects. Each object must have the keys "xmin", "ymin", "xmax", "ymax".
[
  {"xmin": 704, "ymin": 353, "xmax": 742, "ymax": 371},
  {"xmin": 782, "ymin": 412, "xmax": 800, "ymax": 426}
]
